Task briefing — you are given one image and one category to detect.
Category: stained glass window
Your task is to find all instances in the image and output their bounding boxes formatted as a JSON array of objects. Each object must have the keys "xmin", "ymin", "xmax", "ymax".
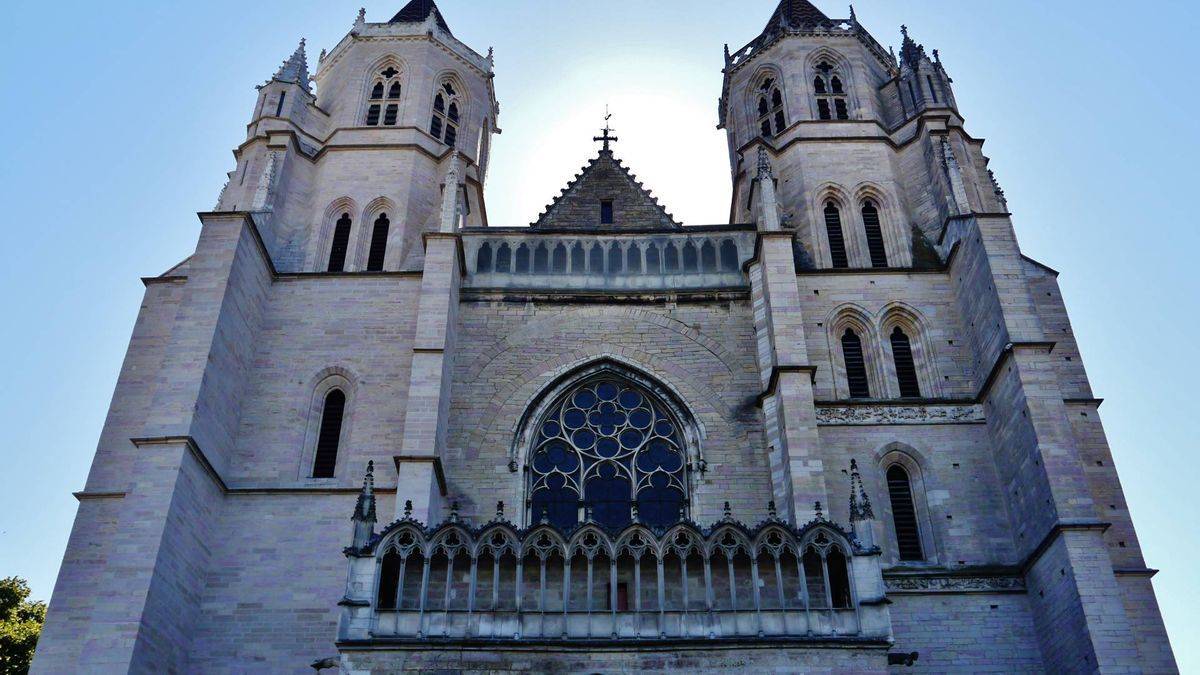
[{"xmin": 528, "ymin": 378, "xmax": 687, "ymax": 531}]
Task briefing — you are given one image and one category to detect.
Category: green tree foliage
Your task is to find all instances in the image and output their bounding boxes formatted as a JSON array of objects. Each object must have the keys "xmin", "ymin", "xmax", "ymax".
[{"xmin": 0, "ymin": 577, "xmax": 45, "ymax": 675}]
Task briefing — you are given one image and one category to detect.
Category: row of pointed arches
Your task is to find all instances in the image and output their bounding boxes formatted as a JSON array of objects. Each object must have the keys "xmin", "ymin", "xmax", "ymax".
[
  {"xmin": 374, "ymin": 520, "xmax": 855, "ymax": 617},
  {"xmin": 830, "ymin": 305, "xmax": 939, "ymax": 400},
  {"xmin": 314, "ymin": 198, "xmax": 399, "ymax": 272},
  {"xmin": 474, "ymin": 238, "xmax": 741, "ymax": 276}
]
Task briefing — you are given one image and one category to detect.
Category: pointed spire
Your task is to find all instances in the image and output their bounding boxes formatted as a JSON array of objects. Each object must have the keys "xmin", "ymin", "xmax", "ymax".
[
  {"xmin": 900, "ymin": 24, "xmax": 928, "ymax": 70},
  {"xmin": 273, "ymin": 38, "xmax": 311, "ymax": 93},
  {"xmin": 390, "ymin": 0, "xmax": 452, "ymax": 36},
  {"xmin": 762, "ymin": 0, "xmax": 834, "ymax": 36},
  {"xmin": 849, "ymin": 459, "xmax": 874, "ymax": 522},
  {"xmin": 351, "ymin": 461, "xmax": 377, "ymax": 548}
]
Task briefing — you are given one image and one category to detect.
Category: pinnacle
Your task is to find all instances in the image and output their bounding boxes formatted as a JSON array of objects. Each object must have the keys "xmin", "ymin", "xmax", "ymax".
[{"xmin": 272, "ymin": 37, "xmax": 311, "ymax": 93}]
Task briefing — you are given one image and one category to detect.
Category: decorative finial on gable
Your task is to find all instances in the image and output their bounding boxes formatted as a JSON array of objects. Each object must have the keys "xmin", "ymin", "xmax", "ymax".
[
  {"xmin": 319, "ymin": 48, "xmax": 327, "ymax": 63},
  {"xmin": 593, "ymin": 106, "xmax": 619, "ymax": 153},
  {"xmin": 723, "ymin": 501, "xmax": 733, "ymax": 520},
  {"xmin": 403, "ymin": 499, "xmax": 413, "ymax": 519},
  {"xmin": 849, "ymin": 4, "xmax": 857, "ymax": 25},
  {"xmin": 768, "ymin": 500, "xmax": 778, "ymax": 520},
  {"xmin": 449, "ymin": 501, "xmax": 460, "ymax": 523},
  {"xmin": 814, "ymin": 500, "xmax": 824, "ymax": 520},
  {"xmin": 496, "ymin": 500, "xmax": 505, "ymax": 520}
]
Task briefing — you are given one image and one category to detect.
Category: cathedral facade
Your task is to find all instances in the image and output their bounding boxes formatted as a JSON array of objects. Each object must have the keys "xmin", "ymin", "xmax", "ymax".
[{"xmin": 33, "ymin": 1, "xmax": 1177, "ymax": 672}]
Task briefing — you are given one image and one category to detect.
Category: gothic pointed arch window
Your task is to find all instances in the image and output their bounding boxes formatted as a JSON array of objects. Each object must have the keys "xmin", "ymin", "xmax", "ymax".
[
  {"xmin": 430, "ymin": 80, "xmax": 461, "ymax": 147},
  {"xmin": 755, "ymin": 75, "xmax": 786, "ymax": 138},
  {"xmin": 813, "ymin": 60, "xmax": 849, "ymax": 120},
  {"xmin": 366, "ymin": 65, "xmax": 402, "ymax": 126},
  {"xmin": 861, "ymin": 199, "xmax": 888, "ymax": 268},
  {"xmin": 527, "ymin": 376, "xmax": 689, "ymax": 532},
  {"xmin": 823, "ymin": 201, "xmax": 849, "ymax": 269},
  {"xmin": 366, "ymin": 213, "xmax": 390, "ymax": 271},
  {"xmin": 840, "ymin": 328, "xmax": 871, "ymax": 398},
  {"xmin": 886, "ymin": 465, "xmax": 924, "ymax": 560},
  {"xmin": 890, "ymin": 326, "xmax": 921, "ymax": 398},
  {"xmin": 312, "ymin": 389, "xmax": 346, "ymax": 478},
  {"xmin": 327, "ymin": 213, "xmax": 352, "ymax": 272}
]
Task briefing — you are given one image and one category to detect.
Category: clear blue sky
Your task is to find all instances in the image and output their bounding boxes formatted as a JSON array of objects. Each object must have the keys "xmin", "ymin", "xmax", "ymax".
[{"xmin": 1, "ymin": 0, "xmax": 1195, "ymax": 667}]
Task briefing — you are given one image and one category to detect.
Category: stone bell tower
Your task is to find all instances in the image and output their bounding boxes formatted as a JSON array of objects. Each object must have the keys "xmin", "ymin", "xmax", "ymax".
[{"xmin": 215, "ymin": 0, "xmax": 499, "ymax": 272}]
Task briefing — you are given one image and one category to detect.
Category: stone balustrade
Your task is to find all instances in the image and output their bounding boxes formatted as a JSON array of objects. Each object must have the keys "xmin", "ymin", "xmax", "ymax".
[
  {"xmin": 461, "ymin": 227, "xmax": 755, "ymax": 292},
  {"xmin": 339, "ymin": 507, "xmax": 891, "ymax": 644}
]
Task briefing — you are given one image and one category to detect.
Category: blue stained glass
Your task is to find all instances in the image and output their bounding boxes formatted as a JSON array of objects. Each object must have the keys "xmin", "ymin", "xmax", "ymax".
[{"xmin": 528, "ymin": 377, "xmax": 688, "ymax": 531}]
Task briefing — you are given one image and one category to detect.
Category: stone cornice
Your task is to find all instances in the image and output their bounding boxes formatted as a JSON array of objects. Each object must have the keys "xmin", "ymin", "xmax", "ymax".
[
  {"xmin": 817, "ymin": 402, "xmax": 985, "ymax": 426},
  {"xmin": 459, "ymin": 288, "xmax": 750, "ymax": 305}
]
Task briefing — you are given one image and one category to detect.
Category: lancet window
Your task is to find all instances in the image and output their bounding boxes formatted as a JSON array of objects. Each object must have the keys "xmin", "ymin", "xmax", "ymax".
[
  {"xmin": 365, "ymin": 66, "xmax": 402, "ymax": 126},
  {"xmin": 327, "ymin": 213, "xmax": 352, "ymax": 272},
  {"xmin": 430, "ymin": 81, "xmax": 461, "ymax": 147},
  {"xmin": 813, "ymin": 61, "xmax": 849, "ymax": 120},
  {"xmin": 527, "ymin": 378, "xmax": 688, "ymax": 531},
  {"xmin": 756, "ymin": 76, "xmax": 786, "ymax": 137}
]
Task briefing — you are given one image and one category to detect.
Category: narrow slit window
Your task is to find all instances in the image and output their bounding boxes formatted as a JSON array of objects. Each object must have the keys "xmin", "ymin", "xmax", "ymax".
[
  {"xmin": 600, "ymin": 200, "xmax": 614, "ymax": 225},
  {"xmin": 327, "ymin": 213, "xmax": 352, "ymax": 272},
  {"xmin": 926, "ymin": 75, "xmax": 939, "ymax": 104},
  {"xmin": 862, "ymin": 200, "xmax": 888, "ymax": 268},
  {"xmin": 824, "ymin": 202, "xmax": 849, "ymax": 269},
  {"xmin": 274, "ymin": 92, "xmax": 286, "ymax": 117},
  {"xmin": 366, "ymin": 214, "xmax": 389, "ymax": 271},
  {"xmin": 887, "ymin": 465, "xmax": 924, "ymax": 560},
  {"xmin": 841, "ymin": 329, "xmax": 871, "ymax": 398},
  {"xmin": 890, "ymin": 327, "xmax": 922, "ymax": 398},
  {"xmin": 312, "ymin": 389, "xmax": 346, "ymax": 478}
]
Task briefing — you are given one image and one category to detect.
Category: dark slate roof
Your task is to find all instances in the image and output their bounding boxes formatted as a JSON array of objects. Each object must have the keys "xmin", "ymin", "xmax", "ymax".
[
  {"xmin": 763, "ymin": 0, "xmax": 834, "ymax": 32},
  {"xmin": 389, "ymin": 0, "xmax": 452, "ymax": 35},
  {"xmin": 532, "ymin": 150, "xmax": 680, "ymax": 230}
]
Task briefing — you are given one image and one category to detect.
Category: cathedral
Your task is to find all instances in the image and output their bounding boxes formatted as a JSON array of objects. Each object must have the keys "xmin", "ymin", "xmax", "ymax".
[{"xmin": 32, "ymin": 0, "xmax": 1177, "ymax": 672}]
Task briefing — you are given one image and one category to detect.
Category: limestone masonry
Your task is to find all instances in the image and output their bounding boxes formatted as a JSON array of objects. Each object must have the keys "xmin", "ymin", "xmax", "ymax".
[{"xmin": 32, "ymin": 0, "xmax": 1177, "ymax": 672}]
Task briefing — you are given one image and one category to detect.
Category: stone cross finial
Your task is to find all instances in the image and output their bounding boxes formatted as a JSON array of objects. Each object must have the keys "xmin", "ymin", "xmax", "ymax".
[{"xmin": 593, "ymin": 107, "xmax": 619, "ymax": 152}]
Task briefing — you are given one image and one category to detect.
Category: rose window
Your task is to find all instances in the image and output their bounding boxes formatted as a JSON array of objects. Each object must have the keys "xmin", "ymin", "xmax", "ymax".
[{"xmin": 528, "ymin": 378, "xmax": 687, "ymax": 531}]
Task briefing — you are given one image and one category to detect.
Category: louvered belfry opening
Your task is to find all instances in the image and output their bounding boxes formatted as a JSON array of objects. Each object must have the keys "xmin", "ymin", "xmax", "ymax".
[
  {"xmin": 824, "ymin": 202, "xmax": 849, "ymax": 268},
  {"xmin": 887, "ymin": 465, "xmax": 924, "ymax": 561},
  {"xmin": 367, "ymin": 214, "xmax": 390, "ymax": 271},
  {"xmin": 890, "ymin": 327, "xmax": 922, "ymax": 398},
  {"xmin": 328, "ymin": 214, "xmax": 352, "ymax": 272},
  {"xmin": 862, "ymin": 201, "xmax": 888, "ymax": 268},
  {"xmin": 841, "ymin": 329, "xmax": 871, "ymax": 398},
  {"xmin": 313, "ymin": 389, "xmax": 346, "ymax": 478}
]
